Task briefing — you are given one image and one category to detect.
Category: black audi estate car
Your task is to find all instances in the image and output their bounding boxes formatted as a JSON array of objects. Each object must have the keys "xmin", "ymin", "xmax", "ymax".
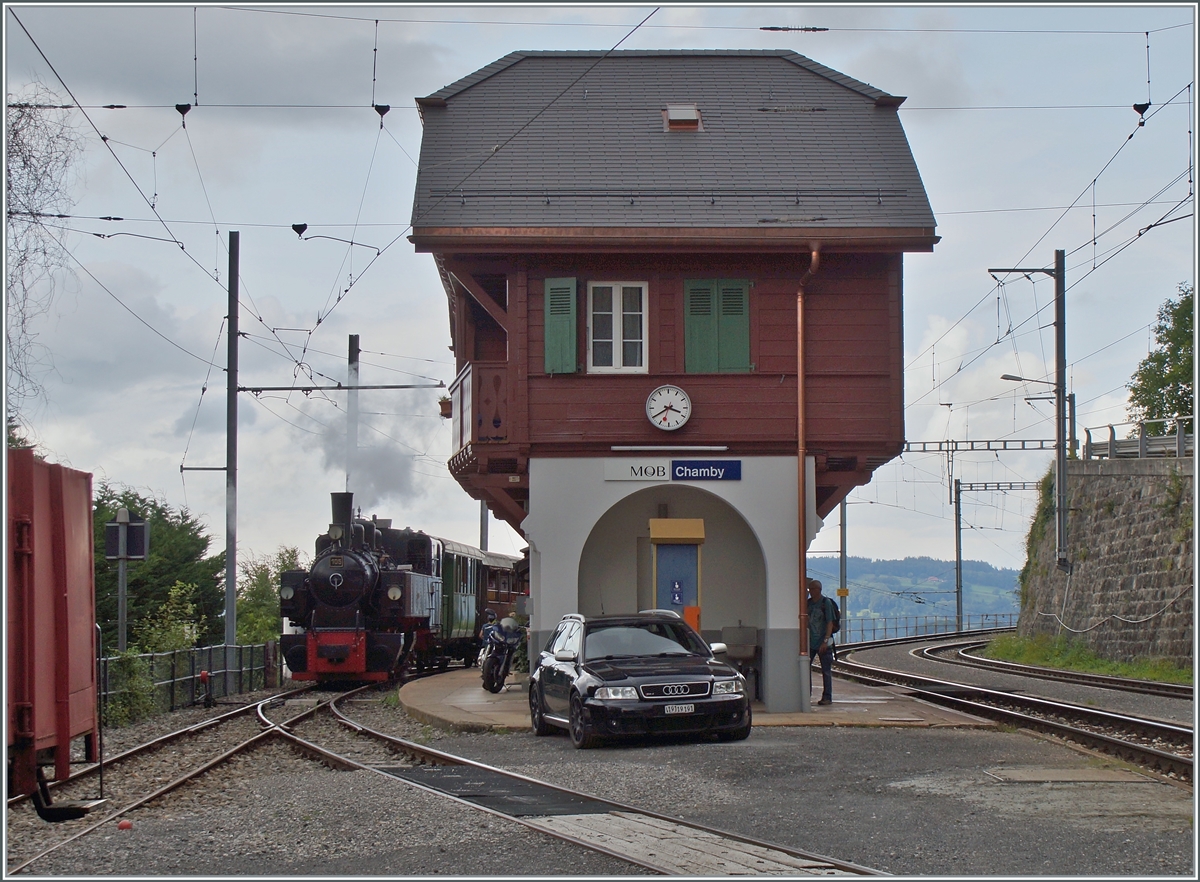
[{"xmin": 529, "ymin": 610, "xmax": 751, "ymax": 748}]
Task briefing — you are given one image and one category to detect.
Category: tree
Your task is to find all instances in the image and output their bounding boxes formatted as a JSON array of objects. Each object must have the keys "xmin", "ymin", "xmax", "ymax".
[
  {"xmin": 237, "ymin": 547, "xmax": 306, "ymax": 644},
  {"xmin": 132, "ymin": 581, "xmax": 206, "ymax": 653},
  {"xmin": 93, "ymin": 484, "xmax": 225, "ymax": 651},
  {"xmin": 1127, "ymin": 282, "xmax": 1193, "ymax": 436},
  {"xmin": 6, "ymin": 82, "xmax": 84, "ymax": 430},
  {"xmin": 6, "ymin": 416, "xmax": 37, "ymax": 451}
]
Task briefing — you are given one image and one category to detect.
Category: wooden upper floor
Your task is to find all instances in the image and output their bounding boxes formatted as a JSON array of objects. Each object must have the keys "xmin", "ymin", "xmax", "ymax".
[{"xmin": 433, "ymin": 251, "xmax": 906, "ymax": 532}]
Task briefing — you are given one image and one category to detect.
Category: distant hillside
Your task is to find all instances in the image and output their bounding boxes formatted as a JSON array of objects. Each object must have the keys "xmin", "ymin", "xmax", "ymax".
[{"xmin": 806, "ymin": 556, "xmax": 1019, "ymax": 619}]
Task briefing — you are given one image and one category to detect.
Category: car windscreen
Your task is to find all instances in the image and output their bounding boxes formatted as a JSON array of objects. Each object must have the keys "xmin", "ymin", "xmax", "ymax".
[{"xmin": 583, "ymin": 622, "xmax": 708, "ymax": 660}]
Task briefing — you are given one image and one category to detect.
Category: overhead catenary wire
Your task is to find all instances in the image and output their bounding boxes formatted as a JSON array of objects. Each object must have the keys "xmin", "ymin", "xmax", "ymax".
[
  {"xmin": 239, "ymin": 333, "xmax": 448, "ymax": 383},
  {"xmin": 1067, "ymin": 168, "xmax": 1192, "ymax": 258},
  {"xmin": 906, "ymin": 81, "xmax": 1193, "ymax": 377},
  {"xmin": 908, "ymin": 170, "xmax": 1192, "ymax": 411},
  {"xmin": 244, "ymin": 392, "xmax": 324, "ymax": 436},
  {"xmin": 220, "ymin": 5, "xmax": 1190, "ymax": 36},
  {"xmin": 7, "ymin": 9, "xmax": 224, "ymax": 287},
  {"xmin": 303, "ymin": 6, "xmax": 662, "ymax": 334},
  {"xmin": 804, "ymin": 562, "xmax": 954, "ymax": 605},
  {"xmin": 46, "ymin": 228, "xmax": 221, "ymax": 369},
  {"xmin": 25, "ymin": 194, "xmax": 1189, "ymax": 228},
  {"xmin": 1005, "ymin": 81, "xmax": 1191, "ymax": 269},
  {"xmin": 181, "ymin": 126, "xmax": 222, "ymax": 278},
  {"xmin": 9, "ymin": 8, "xmax": 353, "ymax": 414},
  {"xmin": 314, "ymin": 127, "xmax": 386, "ymax": 331},
  {"xmin": 236, "ymin": 334, "xmax": 342, "ymax": 409},
  {"xmin": 906, "ymin": 317, "xmax": 1156, "ymax": 418},
  {"xmin": 179, "ymin": 317, "xmax": 229, "ymax": 500},
  {"xmin": 370, "ymin": 19, "xmax": 379, "ymax": 107},
  {"xmin": 31, "ymin": 100, "xmax": 1192, "ymax": 113}
]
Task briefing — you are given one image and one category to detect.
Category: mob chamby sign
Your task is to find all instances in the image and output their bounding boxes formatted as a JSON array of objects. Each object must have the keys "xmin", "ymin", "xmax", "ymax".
[{"xmin": 604, "ymin": 459, "xmax": 742, "ymax": 482}]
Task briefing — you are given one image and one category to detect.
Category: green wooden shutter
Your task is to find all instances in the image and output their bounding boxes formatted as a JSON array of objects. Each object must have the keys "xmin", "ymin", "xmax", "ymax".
[
  {"xmin": 717, "ymin": 279, "xmax": 750, "ymax": 372},
  {"xmin": 684, "ymin": 279, "xmax": 718, "ymax": 373},
  {"xmin": 544, "ymin": 277, "xmax": 577, "ymax": 374}
]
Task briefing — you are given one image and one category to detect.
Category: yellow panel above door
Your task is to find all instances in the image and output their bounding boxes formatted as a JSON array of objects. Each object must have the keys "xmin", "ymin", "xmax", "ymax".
[{"xmin": 649, "ymin": 518, "xmax": 705, "ymax": 544}]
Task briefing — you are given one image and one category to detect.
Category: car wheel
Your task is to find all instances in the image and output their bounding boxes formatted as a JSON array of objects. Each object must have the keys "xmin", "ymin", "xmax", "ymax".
[
  {"xmin": 569, "ymin": 692, "xmax": 599, "ymax": 749},
  {"xmin": 530, "ymin": 683, "xmax": 552, "ymax": 736},
  {"xmin": 718, "ymin": 705, "xmax": 752, "ymax": 742}
]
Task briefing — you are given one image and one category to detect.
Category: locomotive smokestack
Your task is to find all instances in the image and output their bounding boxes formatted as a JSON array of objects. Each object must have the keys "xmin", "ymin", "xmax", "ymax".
[{"xmin": 330, "ymin": 492, "xmax": 354, "ymax": 544}]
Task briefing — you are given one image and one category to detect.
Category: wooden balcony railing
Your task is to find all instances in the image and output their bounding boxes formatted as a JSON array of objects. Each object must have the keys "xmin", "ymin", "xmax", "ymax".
[{"xmin": 448, "ymin": 361, "xmax": 508, "ymax": 453}]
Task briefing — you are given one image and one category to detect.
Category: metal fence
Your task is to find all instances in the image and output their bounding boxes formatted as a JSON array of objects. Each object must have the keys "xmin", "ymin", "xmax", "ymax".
[
  {"xmin": 839, "ymin": 613, "xmax": 1017, "ymax": 645},
  {"xmin": 99, "ymin": 642, "xmax": 281, "ymax": 717},
  {"xmin": 1083, "ymin": 416, "xmax": 1193, "ymax": 460}
]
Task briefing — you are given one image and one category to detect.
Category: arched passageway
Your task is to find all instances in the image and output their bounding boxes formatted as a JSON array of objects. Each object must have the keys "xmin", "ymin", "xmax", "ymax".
[{"xmin": 576, "ymin": 484, "xmax": 766, "ymax": 642}]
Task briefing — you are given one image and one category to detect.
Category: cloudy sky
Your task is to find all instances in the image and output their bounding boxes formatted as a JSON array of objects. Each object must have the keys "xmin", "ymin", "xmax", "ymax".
[{"xmin": 6, "ymin": 4, "xmax": 1195, "ymax": 601}]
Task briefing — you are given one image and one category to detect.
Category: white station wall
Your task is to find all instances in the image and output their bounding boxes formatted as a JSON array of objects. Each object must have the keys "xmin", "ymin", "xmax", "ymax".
[{"xmin": 523, "ymin": 455, "xmax": 823, "ymax": 711}]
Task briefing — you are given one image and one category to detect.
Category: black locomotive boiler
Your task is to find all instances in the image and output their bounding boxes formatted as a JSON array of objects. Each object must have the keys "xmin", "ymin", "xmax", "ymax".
[{"xmin": 280, "ymin": 492, "xmax": 522, "ymax": 682}]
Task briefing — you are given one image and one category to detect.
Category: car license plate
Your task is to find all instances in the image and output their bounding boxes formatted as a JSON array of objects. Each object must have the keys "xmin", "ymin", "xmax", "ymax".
[{"xmin": 664, "ymin": 703, "xmax": 694, "ymax": 715}]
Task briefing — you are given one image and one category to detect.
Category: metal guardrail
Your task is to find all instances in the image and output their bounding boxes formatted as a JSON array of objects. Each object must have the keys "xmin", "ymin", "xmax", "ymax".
[
  {"xmin": 1083, "ymin": 417, "xmax": 1193, "ymax": 460},
  {"xmin": 838, "ymin": 614, "xmax": 1017, "ymax": 645},
  {"xmin": 99, "ymin": 642, "xmax": 281, "ymax": 716}
]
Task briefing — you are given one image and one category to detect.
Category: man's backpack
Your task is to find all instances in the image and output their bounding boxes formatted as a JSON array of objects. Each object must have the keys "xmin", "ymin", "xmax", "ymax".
[{"xmin": 826, "ymin": 597, "xmax": 841, "ymax": 635}]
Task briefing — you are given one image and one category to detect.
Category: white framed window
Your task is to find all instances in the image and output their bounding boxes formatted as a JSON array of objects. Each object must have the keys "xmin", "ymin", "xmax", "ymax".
[{"xmin": 587, "ymin": 281, "xmax": 647, "ymax": 373}]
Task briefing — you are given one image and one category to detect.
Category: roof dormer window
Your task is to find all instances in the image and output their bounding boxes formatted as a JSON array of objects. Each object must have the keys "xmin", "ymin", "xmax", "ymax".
[{"xmin": 664, "ymin": 103, "xmax": 702, "ymax": 131}]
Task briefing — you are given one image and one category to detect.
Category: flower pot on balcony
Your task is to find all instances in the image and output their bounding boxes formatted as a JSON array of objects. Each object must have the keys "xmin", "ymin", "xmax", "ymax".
[{"xmin": 438, "ymin": 397, "xmax": 453, "ymax": 419}]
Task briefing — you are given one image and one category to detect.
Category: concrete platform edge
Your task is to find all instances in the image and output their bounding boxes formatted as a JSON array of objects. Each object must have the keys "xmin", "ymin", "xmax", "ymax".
[
  {"xmin": 398, "ymin": 669, "xmax": 997, "ymax": 734},
  {"xmin": 398, "ymin": 699, "xmax": 498, "ymax": 735}
]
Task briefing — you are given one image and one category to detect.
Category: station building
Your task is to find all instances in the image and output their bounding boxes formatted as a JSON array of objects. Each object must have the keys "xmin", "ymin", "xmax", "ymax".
[{"xmin": 409, "ymin": 50, "xmax": 938, "ymax": 711}]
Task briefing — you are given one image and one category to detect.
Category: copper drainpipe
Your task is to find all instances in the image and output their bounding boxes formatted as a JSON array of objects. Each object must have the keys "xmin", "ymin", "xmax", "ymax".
[{"xmin": 797, "ymin": 247, "xmax": 820, "ymax": 710}]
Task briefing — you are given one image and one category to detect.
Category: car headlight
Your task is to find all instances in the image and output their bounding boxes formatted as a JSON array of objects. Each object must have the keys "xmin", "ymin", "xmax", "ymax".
[
  {"xmin": 713, "ymin": 679, "xmax": 743, "ymax": 695},
  {"xmin": 595, "ymin": 686, "xmax": 639, "ymax": 700}
]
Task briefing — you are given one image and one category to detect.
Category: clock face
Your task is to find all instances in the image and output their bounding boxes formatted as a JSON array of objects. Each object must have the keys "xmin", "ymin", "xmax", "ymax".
[{"xmin": 646, "ymin": 384, "xmax": 692, "ymax": 431}]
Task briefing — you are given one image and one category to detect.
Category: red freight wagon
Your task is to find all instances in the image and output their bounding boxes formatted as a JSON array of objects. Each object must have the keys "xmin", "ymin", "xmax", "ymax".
[{"xmin": 7, "ymin": 447, "xmax": 103, "ymax": 820}]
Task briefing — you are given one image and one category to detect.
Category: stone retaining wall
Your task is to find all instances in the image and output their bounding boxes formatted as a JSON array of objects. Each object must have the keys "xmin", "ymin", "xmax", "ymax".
[{"xmin": 1017, "ymin": 458, "xmax": 1193, "ymax": 665}]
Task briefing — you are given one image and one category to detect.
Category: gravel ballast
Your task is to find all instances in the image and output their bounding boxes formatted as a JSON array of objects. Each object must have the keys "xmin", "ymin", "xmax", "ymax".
[{"xmin": 7, "ymin": 687, "xmax": 1194, "ymax": 876}]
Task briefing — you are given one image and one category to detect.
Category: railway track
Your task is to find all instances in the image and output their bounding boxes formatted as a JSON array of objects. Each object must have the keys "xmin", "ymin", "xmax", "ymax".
[
  {"xmin": 5, "ymin": 691, "xmax": 300, "ymax": 874},
  {"xmin": 9, "ymin": 683, "xmax": 880, "ymax": 876},
  {"xmin": 919, "ymin": 638, "xmax": 1195, "ymax": 699},
  {"xmin": 835, "ymin": 639, "xmax": 1193, "ymax": 785},
  {"xmin": 6, "ymin": 688, "xmax": 312, "ymax": 816}
]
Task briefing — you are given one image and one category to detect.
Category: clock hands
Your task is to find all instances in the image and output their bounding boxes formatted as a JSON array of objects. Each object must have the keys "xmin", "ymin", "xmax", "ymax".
[{"xmin": 647, "ymin": 385, "xmax": 690, "ymax": 430}]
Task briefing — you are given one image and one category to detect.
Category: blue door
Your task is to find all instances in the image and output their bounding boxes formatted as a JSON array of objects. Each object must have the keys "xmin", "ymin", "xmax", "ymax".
[{"xmin": 655, "ymin": 543, "xmax": 698, "ymax": 610}]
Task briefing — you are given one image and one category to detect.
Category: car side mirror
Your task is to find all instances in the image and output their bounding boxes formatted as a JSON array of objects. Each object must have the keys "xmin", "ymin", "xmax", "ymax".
[
  {"xmin": 554, "ymin": 649, "xmax": 577, "ymax": 662},
  {"xmin": 709, "ymin": 642, "xmax": 728, "ymax": 655}
]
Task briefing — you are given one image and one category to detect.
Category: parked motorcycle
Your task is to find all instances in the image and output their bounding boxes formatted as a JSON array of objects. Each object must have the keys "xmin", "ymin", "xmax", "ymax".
[{"xmin": 480, "ymin": 615, "xmax": 523, "ymax": 693}]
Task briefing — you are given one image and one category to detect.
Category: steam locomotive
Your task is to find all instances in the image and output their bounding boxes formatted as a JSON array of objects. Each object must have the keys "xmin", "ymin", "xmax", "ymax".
[{"xmin": 279, "ymin": 492, "xmax": 523, "ymax": 682}]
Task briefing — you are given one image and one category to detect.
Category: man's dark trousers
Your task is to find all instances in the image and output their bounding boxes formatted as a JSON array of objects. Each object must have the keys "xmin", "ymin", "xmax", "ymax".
[{"xmin": 810, "ymin": 644, "xmax": 833, "ymax": 703}]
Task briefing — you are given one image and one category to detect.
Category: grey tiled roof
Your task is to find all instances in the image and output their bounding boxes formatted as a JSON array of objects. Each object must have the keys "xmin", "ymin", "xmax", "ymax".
[{"xmin": 411, "ymin": 50, "xmax": 936, "ymax": 232}]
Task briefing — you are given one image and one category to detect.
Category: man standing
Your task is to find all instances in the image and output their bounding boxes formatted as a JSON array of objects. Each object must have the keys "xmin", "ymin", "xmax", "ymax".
[{"xmin": 807, "ymin": 579, "xmax": 835, "ymax": 706}]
